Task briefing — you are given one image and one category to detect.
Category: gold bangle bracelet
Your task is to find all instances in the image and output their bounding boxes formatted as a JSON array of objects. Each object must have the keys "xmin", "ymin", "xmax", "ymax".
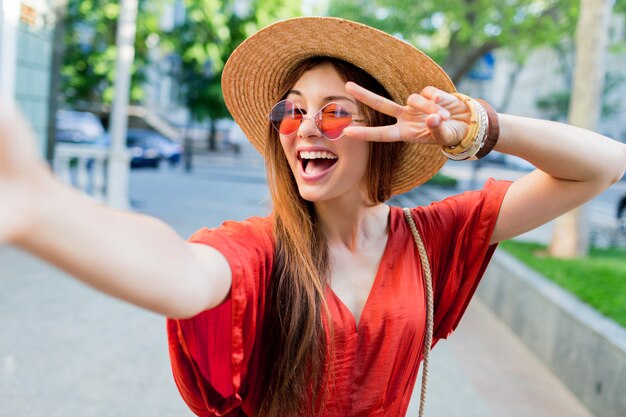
[
  {"xmin": 444, "ymin": 93, "xmax": 477, "ymax": 154},
  {"xmin": 443, "ymin": 93, "xmax": 479, "ymax": 155}
]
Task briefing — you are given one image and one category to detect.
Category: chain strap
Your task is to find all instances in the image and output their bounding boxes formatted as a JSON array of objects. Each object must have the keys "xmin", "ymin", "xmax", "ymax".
[{"xmin": 402, "ymin": 208, "xmax": 434, "ymax": 417}]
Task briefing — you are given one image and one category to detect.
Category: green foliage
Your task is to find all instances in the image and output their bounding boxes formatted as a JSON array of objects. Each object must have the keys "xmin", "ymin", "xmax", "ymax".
[
  {"xmin": 500, "ymin": 240, "xmax": 626, "ymax": 328},
  {"xmin": 61, "ymin": 0, "xmax": 301, "ymax": 117},
  {"xmin": 328, "ymin": 0, "xmax": 580, "ymax": 83},
  {"xmin": 61, "ymin": 0, "xmax": 162, "ymax": 105},
  {"xmin": 162, "ymin": 0, "xmax": 302, "ymax": 122}
]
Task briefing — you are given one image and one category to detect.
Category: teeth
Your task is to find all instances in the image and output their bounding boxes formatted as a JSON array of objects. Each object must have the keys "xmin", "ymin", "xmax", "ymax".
[{"xmin": 299, "ymin": 151, "xmax": 338, "ymax": 160}]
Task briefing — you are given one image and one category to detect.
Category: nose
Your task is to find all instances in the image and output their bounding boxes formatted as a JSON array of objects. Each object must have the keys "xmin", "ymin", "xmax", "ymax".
[{"xmin": 297, "ymin": 115, "xmax": 322, "ymax": 140}]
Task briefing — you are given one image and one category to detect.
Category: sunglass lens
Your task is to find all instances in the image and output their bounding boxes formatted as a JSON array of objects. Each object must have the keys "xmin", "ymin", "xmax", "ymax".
[
  {"xmin": 270, "ymin": 100, "xmax": 302, "ymax": 135},
  {"xmin": 318, "ymin": 103, "xmax": 353, "ymax": 140}
]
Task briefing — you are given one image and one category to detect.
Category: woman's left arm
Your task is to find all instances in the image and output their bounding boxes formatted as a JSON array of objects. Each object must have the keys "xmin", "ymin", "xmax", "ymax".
[
  {"xmin": 489, "ymin": 114, "xmax": 626, "ymax": 244},
  {"xmin": 343, "ymin": 81, "xmax": 626, "ymax": 243}
]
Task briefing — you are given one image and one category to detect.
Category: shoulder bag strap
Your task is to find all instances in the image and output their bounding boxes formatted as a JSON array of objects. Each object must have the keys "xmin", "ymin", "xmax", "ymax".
[{"xmin": 402, "ymin": 207, "xmax": 434, "ymax": 417}]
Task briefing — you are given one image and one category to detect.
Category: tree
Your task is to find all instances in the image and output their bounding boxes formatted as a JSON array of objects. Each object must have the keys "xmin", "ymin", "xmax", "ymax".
[
  {"xmin": 328, "ymin": 0, "xmax": 579, "ymax": 84},
  {"xmin": 548, "ymin": 0, "xmax": 613, "ymax": 258},
  {"xmin": 61, "ymin": 0, "xmax": 162, "ymax": 106},
  {"xmin": 161, "ymin": 0, "xmax": 302, "ymax": 150}
]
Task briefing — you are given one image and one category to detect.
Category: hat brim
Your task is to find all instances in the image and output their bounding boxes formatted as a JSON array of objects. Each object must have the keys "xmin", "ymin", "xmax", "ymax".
[{"xmin": 222, "ymin": 16, "xmax": 456, "ymax": 195}]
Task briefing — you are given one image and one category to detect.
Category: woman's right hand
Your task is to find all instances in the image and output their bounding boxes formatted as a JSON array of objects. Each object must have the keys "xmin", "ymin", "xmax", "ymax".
[
  {"xmin": 0, "ymin": 101, "xmax": 230, "ymax": 318},
  {"xmin": 0, "ymin": 101, "xmax": 52, "ymax": 245},
  {"xmin": 343, "ymin": 82, "xmax": 470, "ymax": 147}
]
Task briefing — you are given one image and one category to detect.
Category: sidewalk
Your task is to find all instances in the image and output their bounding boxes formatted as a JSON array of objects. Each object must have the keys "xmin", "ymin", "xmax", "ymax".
[
  {"xmin": 0, "ymin": 145, "xmax": 595, "ymax": 416},
  {"xmin": 411, "ymin": 297, "xmax": 594, "ymax": 417}
]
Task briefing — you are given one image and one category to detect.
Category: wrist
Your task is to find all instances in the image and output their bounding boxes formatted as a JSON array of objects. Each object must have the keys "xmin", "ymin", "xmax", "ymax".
[{"xmin": 491, "ymin": 113, "xmax": 512, "ymax": 155}]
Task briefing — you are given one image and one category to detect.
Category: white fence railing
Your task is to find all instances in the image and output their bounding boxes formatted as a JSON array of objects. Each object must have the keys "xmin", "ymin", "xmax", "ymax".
[{"xmin": 53, "ymin": 144, "xmax": 111, "ymax": 203}]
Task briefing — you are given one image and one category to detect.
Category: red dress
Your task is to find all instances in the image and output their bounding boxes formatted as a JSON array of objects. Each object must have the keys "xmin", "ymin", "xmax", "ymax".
[{"xmin": 167, "ymin": 179, "xmax": 511, "ymax": 416}]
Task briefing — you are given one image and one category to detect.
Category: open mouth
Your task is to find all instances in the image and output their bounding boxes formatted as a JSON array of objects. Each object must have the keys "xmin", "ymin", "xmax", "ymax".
[{"xmin": 298, "ymin": 150, "xmax": 339, "ymax": 177}]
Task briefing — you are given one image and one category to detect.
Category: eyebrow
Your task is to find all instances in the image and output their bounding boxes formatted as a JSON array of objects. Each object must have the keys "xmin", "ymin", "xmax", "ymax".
[{"xmin": 287, "ymin": 89, "xmax": 358, "ymax": 106}]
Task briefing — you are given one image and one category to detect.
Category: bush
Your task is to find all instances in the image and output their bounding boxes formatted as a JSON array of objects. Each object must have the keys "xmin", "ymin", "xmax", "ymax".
[
  {"xmin": 425, "ymin": 172, "xmax": 457, "ymax": 187},
  {"xmin": 500, "ymin": 240, "xmax": 626, "ymax": 328}
]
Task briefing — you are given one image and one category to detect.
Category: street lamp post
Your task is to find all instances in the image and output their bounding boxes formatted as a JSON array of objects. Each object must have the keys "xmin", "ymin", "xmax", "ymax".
[{"xmin": 107, "ymin": 0, "xmax": 139, "ymax": 210}]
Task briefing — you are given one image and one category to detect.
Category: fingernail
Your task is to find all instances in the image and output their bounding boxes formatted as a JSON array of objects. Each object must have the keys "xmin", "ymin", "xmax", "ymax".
[
  {"xmin": 438, "ymin": 108, "xmax": 450, "ymax": 119},
  {"xmin": 430, "ymin": 114, "xmax": 440, "ymax": 127}
]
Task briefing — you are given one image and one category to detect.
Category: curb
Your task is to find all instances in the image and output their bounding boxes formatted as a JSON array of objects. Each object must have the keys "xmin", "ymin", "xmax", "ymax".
[{"xmin": 477, "ymin": 249, "xmax": 626, "ymax": 417}]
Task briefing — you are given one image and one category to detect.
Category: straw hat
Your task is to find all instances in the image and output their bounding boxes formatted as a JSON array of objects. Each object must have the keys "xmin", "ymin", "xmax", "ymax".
[{"xmin": 222, "ymin": 16, "xmax": 456, "ymax": 195}]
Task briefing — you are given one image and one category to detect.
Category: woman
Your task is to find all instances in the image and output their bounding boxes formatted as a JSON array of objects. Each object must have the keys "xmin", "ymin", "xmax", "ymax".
[{"xmin": 2, "ymin": 16, "xmax": 625, "ymax": 417}]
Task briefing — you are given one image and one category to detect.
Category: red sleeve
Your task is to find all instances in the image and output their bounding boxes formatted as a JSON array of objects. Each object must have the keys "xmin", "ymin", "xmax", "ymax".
[
  {"xmin": 412, "ymin": 178, "xmax": 512, "ymax": 343},
  {"xmin": 166, "ymin": 217, "xmax": 274, "ymax": 417}
]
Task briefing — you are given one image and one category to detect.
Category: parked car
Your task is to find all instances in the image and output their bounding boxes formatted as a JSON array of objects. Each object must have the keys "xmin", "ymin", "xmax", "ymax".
[
  {"xmin": 147, "ymin": 134, "xmax": 183, "ymax": 166},
  {"xmin": 126, "ymin": 129, "xmax": 183, "ymax": 168},
  {"xmin": 126, "ymin": 130, "xmax": 160, "ymax": 168},
  {"xmin": 56, "ymin": 110, "xmax": 108, "ymax": 145}
]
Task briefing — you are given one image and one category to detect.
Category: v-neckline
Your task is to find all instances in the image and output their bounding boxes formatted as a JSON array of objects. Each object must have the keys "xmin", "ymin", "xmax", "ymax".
[{"xmin": 326, "ymin": 206, "xmax": 395, "ymax": 333}]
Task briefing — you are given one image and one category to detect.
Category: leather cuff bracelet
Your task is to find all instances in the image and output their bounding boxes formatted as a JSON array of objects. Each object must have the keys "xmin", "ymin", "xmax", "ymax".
[{"xmin": 474, "ymin": 98, "xmax": 500, "ymax": 159}]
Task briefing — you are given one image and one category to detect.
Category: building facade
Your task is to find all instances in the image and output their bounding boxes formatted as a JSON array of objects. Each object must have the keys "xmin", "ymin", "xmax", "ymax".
[{"xmin": 0, "ymin": 0, "xmax": 54, "ymax": 154}]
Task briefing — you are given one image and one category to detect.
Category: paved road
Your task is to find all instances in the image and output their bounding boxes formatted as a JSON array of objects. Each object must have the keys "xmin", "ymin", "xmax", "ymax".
[{"xmin": 0, "ymin": 145, "xmax": 595, "ymax": 416}]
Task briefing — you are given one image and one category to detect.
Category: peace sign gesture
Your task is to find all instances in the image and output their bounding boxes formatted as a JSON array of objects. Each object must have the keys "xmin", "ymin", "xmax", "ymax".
[{"xmin": 343, "ymin": 82, "xmax": 472, "ymax": 147}]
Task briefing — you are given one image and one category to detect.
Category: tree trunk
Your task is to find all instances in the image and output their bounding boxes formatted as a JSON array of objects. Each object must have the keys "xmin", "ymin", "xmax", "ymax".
[
  {"xmin": 498, "ymin": 60, "xmax": 524, "ymax": 113},
  {"xmin": 46, "ymin": 0, "xmax": 69, "ymax": 164},
  {"xmin": 184, "ymin": 116, "xmax": 194, "ymax": 173},
  {"xmin": 443, "ymin": 38, "xmax": 499, "ymax": 85},
  {"xmin": 548, "ymin": 0, "xmax": 612, "ymax": 258}
]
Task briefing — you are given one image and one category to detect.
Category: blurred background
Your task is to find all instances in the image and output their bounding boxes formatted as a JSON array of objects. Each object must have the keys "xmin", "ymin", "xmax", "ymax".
[{"xmin": 1, "ymin": 0, "xmax": 625, "ymax": 416}]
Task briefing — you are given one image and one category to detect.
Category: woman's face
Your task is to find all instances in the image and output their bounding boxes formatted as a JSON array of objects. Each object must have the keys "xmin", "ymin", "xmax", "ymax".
[{"xmin": 279, "ymin": 64, "xmax": 371, "ymax": 203}]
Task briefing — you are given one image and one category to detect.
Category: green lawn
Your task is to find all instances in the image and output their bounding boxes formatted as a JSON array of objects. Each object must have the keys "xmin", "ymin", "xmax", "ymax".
[{"xmin": 499, "ymin": 240, "xmax": 626, "ymax": 328}]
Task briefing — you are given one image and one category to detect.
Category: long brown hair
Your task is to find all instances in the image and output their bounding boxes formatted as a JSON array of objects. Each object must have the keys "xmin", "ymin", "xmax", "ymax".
[{"xmin": 258, "ymin": 57, "xmax": 404, "ymax": 417}]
